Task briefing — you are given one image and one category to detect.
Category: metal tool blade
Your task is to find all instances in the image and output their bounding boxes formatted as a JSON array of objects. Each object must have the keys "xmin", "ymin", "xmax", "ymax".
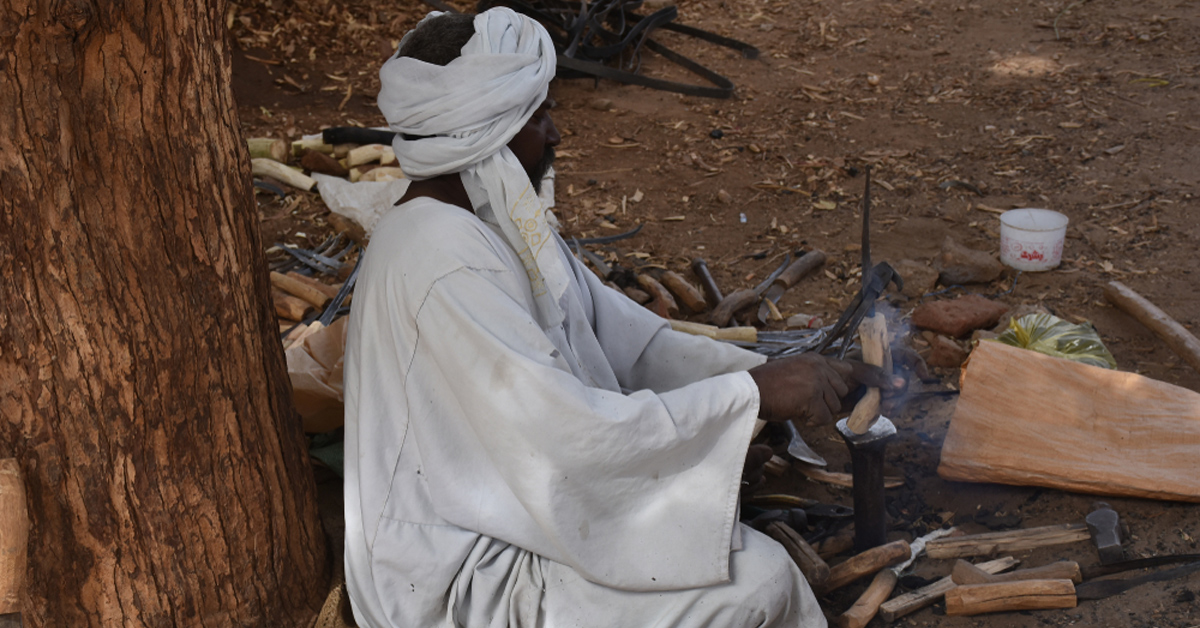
[
  {"xmin": 1076, "ymin": 560, "xmax": 1200, "ymax": 601},
  {"xmin": 892, "ymin": 526, "xmax": 957, "ymax": 575},
  {"xmin": 784, "ymin": 421, "xmax": 827, "ymax": 466},
  {"xmin": 836, "ymin": 415, "xmax": 896, "ymax": 445}
]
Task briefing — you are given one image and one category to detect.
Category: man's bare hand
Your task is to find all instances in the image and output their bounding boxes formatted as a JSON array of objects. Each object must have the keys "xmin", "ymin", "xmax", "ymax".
[
  {"xmin": 747, "ymin": 353, "xmax": 903, "ymax": 425},
  {"xmin": 742, "ymin": 444, "xmax": 775, "ymax": 495}
]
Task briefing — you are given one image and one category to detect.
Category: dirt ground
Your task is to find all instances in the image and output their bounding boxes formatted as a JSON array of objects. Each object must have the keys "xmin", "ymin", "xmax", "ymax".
[{"xmin": 232, "ymin": 0, "xmax": 1199, "ymax": 625}]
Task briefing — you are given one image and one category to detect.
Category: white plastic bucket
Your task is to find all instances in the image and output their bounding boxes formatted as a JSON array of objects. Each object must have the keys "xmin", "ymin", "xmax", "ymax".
[{"xmin": 999, "ymin": 208, "xmax": 1069, "ymax": 272}]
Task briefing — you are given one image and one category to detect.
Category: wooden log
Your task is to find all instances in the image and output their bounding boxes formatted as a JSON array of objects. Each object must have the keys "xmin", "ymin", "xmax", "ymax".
[
  {"xmin": 1104, "ymin": 280, "xmax": 1200, "ymax": 376},
  {"xmin": 272, "ymin": 289, "xmax": 313, "ymax": 321},
  {"xmin": 925, "ymin": 524, "xmax": 1088, "ymax": 559},
  {"xmin": 709, "ymin": 289, "xmax": 757, "ymax": 327},
  {"xmin": 659, "ymin": 271, "xmax": 707, "ymax": 313},
  {"xmin": 878, "ymin": 556, "xmax": 1019, "ymax": 623},
  {"xmin": 938, "ymin": 340, "xmax": 1200, "ymax": 502},
  {"xmin": 819, "ymin": 539, "xmax": 910, "ymax": 594},
  {"xmin": 247, "ymin": 137, "xmax": 288, "ymax": 163},
  {"xmin": 846, "ymin": 312, "xmax": 890, "ymax": 434},
  {"xmin": 668, "ymin": 319, "xmax": 757, "ymax": 343},
  {"xmin": 952, "ymin": 559, "xmax": 1081, "ymax": 585},
  {"xmin": 944, "ymin": 579, "xmax": 1076, "ymax": 616},
  {"xmin": 765, "ymin": 522, "xmax": 830, "ymax": 588},
  {"xmin": 0, "ymin": 460, "xmax": 28, "ymax": 616},
  {"xmin": 270, "ymin": 272, "xmax": 330, "ymax": 308},
  {"xmin": 251, "ymin": 158, "xmax": 317, "ymax": 192}
]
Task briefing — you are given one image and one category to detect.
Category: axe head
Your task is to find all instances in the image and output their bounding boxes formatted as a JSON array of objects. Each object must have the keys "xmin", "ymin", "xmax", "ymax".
[{"xmin": 1086, "ymin": 502, "xmax": 1124, "ymax": 565}]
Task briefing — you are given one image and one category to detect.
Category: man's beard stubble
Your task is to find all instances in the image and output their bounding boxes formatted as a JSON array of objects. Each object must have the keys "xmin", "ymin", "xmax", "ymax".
[{"xmin": 531, "ymin": 146, "xmax": 555, "ymax": 195}]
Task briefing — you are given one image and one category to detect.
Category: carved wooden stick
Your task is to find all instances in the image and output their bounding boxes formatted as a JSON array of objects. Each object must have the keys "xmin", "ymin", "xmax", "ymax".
[
  {"xmin": 1104, "ymin": 280, "xmax": 1200, "ymax": 375},
  {"xmin": 819, "ymin": 539, "xmax": 910, "ymax": 594}
]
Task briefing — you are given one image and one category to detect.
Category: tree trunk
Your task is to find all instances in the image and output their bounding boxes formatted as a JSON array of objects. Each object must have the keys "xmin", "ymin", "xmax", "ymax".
[{"xmin": 0, "ymin": 1, "xmax": 329, "ymax": 626}]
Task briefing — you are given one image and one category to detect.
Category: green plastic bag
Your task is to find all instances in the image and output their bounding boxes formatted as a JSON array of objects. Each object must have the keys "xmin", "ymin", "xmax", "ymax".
[{"xmin": 993, "ymin": 313, "xmax": 1117, "ymax": 369}]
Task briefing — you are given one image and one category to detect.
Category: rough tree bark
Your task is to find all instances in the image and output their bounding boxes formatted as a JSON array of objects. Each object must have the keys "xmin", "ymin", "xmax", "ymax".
[{"xmin": 0, "ymin": 1, "xmax": 329, "ymax": 626}]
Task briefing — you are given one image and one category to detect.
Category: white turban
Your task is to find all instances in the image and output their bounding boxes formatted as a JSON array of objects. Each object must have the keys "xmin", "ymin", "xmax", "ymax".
[{"xmin": 378, "ymin": 8, "xmax": 567, "ymax": 328}]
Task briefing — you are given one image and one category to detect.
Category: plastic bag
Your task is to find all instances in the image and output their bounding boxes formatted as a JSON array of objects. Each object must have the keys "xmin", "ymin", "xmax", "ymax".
[{"xmin": 992, "ymin": 313, "xmax": 1117, "ymax": 369}]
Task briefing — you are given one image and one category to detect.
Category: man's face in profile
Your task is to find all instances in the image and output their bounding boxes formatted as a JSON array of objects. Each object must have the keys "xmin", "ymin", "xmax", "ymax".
[{"xmin": 508, "ymin": 97, "xmax": 561, "ymax": 193}]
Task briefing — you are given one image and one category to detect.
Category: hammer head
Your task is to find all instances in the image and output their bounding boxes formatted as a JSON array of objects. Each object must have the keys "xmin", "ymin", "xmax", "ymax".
[
  {"xmin": 836, "ymin": 416, "xmax": 896, "ymax": 445},
  {"xmin": 1085, "ymin": 502, "xmax": 1123, "ymax": 565}
]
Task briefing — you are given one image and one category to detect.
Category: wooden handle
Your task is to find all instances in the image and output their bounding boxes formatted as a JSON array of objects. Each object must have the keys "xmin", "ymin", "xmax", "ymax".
[
  {"xmin": 879, "ymin": 556, "xmax": 1019, "ymax": 622},
  {"xmin": 1104, "ymin": 280, "xmax": 1200, "ymax": 375},
  {"xmin": 0, "ymin": 459, "xmax": 28, "ymax": 615},
  {"xmin": 846, "ymin": 313, "xmax": 889, "ymax": 434},
  {"xmin": 636, "ymin": 274, "xmax": 678, "ymax": 319},
  {"xmin": 772, "ymin": 250, "xmax": 827, "ymax": 289},
  {"xmin": 659, "ymin": 271, "xmax": 708, "ymax": 313},
  {"xmin": 945, "ymin": 579, "xmax": 1076, "ymax": 616},
  {"xmin": 765, "ymin": 522, "xmax": 830, "ymax": 588},
  {"xmin": 952, "ymin": 559, "xmax": 1082, "ymax": 585},
  {"xmin": 710, "ymin": 289, "xmax": 758, "ymax": 327},
  {"xmin": 247, "ymin": 137, "xmax": 288, "ymax": 163},
  {"xmin": 668, "ymin": 320, "xmax": 757, "ymax": 343},
  {"xmin": 821, "ymin": 539, "xmax": 910, "ymax": 593},
  {"xmin": 839, "ymin": 569, "xmax": 898, "ymax": 628}
]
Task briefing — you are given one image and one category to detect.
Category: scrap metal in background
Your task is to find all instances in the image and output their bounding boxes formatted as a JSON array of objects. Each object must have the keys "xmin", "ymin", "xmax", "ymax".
[{"xmin": 420, "ymin": 0, "xmax": 759, "ymax": 98}]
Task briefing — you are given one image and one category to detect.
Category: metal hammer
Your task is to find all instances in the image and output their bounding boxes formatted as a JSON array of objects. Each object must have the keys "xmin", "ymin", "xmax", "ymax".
[
  {"xmin": 837, "ymin": 416, "xmax": 897, "ymax": 553},
  {"xmin": 1086, "ymin": 502, "xmax": 1123, "ymax": 565}
]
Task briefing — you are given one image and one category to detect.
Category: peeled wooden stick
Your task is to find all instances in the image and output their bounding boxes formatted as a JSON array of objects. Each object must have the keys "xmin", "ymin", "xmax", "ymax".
[
  {"xmin": 251, "ymin": 158, "xmax": 317, "ymax": 191},
  {"xmin": 765, "ymin": 522, "xmax": 831, "ymax": 588},
  {"xmin": 878, "ymin": 556, "xmax": 1019, "ymax": 623},
  {"xmin": 345, "ymin": 144, "xmax": 396, "ymax": 168},
  {"xmin": 0, "ymin": 459, "xmax": 28, "ymax": 616},
  {"xmin": 668, "ymin": 320, "xmax": 757, "ymax": 343},
  {"xmin": 951, "ymin": 559, "xmax": 1081, "ymax": 585},
  {"xmin": 925, "ymin": 523, "xmax": 1089, "ymax": 559},
  {"xmin": 945, "ymin": 579, "xmax": 1076, "ymax": 616},
  {"xmin": 819, "ymin": 539, "xmax": 910, "ymax": 594},
  {"xmin": 247, "ymin": 137, "xmax": 288, "ymax": 163},
  {"xmin": 798, "ymin": 466, "xmax": 904, "ymax": 490},
  {"xmin": 1104, "ymin": 280, "xmax": 1200, "ymax": 375},
  {"xmin": 847, "ymin": 312, "xmax": 890, "ymax": 434},
  {"xmin": 291, "ymin": 136, "xmax": 333, "ymax": 157}
]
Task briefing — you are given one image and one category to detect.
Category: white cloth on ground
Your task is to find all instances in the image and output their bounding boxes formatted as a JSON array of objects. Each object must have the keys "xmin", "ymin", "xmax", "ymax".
[
  {"xmin": 343, "ymin": 198, "xmax": 827, "ymax": 627},
  {"xmin": 378, "ymin": 8, "xmax": 568, "ymax": 329}
]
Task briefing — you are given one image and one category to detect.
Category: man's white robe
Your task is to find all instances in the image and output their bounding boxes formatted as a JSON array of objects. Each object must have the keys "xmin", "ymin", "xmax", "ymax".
[{"xmin": 344, "ymin": 198, "xmax": 826, "ymax": 627}]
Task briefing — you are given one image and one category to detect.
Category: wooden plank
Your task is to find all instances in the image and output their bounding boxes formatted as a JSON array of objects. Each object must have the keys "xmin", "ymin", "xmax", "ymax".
[
  {"xmin": 938, "ymin": 341, "xmax": 1200, "ymax": 502},
  {"xmin": 925, "ymin": 524, "xmax": 1089, "ymax": 559},
  {"xmin": 945, "ymin": 579, "xmax": 1076, "ymax": 616},
  {"xmin": 879, "ymin": 556, "xmax": 1019, "ymax": 623}
]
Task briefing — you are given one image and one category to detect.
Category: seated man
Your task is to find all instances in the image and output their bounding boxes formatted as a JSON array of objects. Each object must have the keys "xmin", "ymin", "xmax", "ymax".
[{"xmin": 344, "ymin": 8, "xmax": 894, "ymax": 627}]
